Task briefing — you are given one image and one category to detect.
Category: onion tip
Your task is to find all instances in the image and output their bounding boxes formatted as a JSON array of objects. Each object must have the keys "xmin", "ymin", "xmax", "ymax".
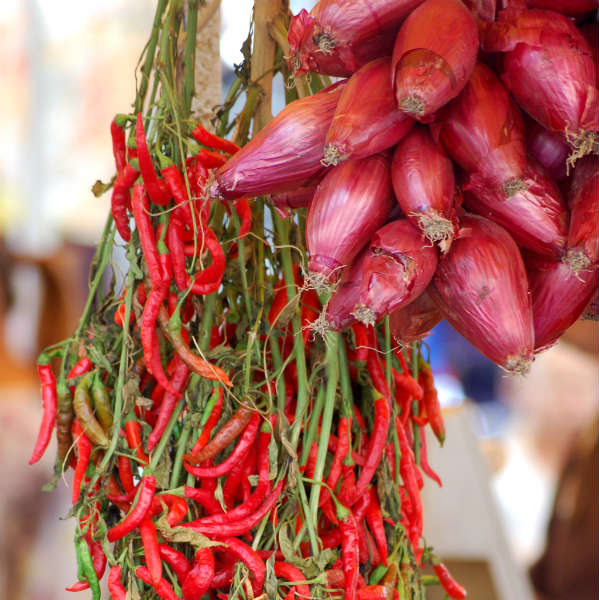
[
  {"xmin": 321, "ymin": 144, "xmax": 346, "ymax": 167},
  {"xmin": 400, "ymin": 94, "xmax": 425, "ymax": 117},
  {"xmin": 351, "ymin": 304, "xmax": 376, "ymax": 327},
  {"xmin": 503, "ymin": 354, "xmax": 532, "ymax": 376}
]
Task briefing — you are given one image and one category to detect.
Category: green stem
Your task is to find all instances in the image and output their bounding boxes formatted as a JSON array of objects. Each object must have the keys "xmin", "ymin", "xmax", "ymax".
[
  {"xmin": 307, "ymin": 331, "xmax": 339, "ymax": 524},
  {"xmin": 182, "ymin": 0, "xmax": 198, "ymax": 116},
  {"xmin": 268, "ymin": 334, "xmax": 287, "ymax": 413},
  {"xmin": 170, "ymin": 418, "xmax": 191, "ymax": 488},
  {"xmin": 300, "ymin": 386, "xmax": 324, "ymax": 465},
  {"xmin": 411, "ymin": 342, "xmax": 421, "ymax": 465}
]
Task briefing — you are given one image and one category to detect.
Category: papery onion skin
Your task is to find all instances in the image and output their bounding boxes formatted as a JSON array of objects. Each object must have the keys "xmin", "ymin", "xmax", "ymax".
[
  {"xmin": 324, "ymin": 250, "xmax": 368, "ymax": 331},
  {"xmin": 481, "ymin": 10, "xmax": 599, "ymax": 142},
  {"xmin": 526, "ymin": 0, "xmax": 598, "ymax": 16},
  {"xmin": 431, "ymin": 62, "xmax": 527, "ymax": 187},
  {"xmin": 582, "ymin": 289, "xmax": 599, "ymax": 321},
  {"xmin": 209, "ymin": 82, "xmax": 345, "ymax": 200},
  {"xmin": 288, "ymin": 1, "xmax": 424, "ymax": 77},
  {"xmin": 391, "ymin": 0, "xmax": 479, "ymax": 121},
  {"xmin": 429, "ymin": 214, "xmax": 534, "ymax": 374},
  {"xmin": 307, "ymin": 154, "xmax": 394, "ymax": 284},
  {"xmin": 563, "ymin": 156, "xmax": 599, "ymax": 273},
  {"xmin": 268, "ymin": 177, "xmax": 322, "ymax": 210},
  {"xmin": 525, "ymin": 252, "xmax": 599, "ymax": 351},
  {"xmin": 388, "ymin": 289, "xmax": 442, "ymax": 343},
  {"xmin": 526, "ymin": 118, "xmax": 569, "ymax": 182},
  {"xmin": 355, "ymin": 219, "xmax": 438, "ymax": 325},
  {"xmin": 391, "ymin": 127, "xmax": 457, "ymax": 251},
  {"xmin": 323, "ymin": 58, "xmax": 414, "ymax": 166},
  {"xmin": 463, "ymin": 158, "xmax": 568, "ymax": 258}
]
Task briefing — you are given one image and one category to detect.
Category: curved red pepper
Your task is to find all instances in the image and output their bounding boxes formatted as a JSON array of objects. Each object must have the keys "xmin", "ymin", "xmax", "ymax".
[
  {"xmin": 182, "ymin": 547, "xmax": 215, "ymax": 599},
  {"xmin": 191, "ymin": 124, "xmax": 240, "ymax": 155},
  {"xmin": 183, "ymin": 227, "xmax": 225, "ymax": 296},
  {"xmin": 29, "ymin": 363, "xmax": 58, "ymax": 465},
  {"xmin": 107, "ymin": 475, "xmax": 155, "ymax": 542},
  {"xmin": 158, "ymin": 544, "xmax": 191, "ymax": 584},
  {"xmin": 140, "ymin": 518, "xmax": 162, "ymax": 585},
  {"xmin": 71, "ymin": 419, "xmax": 91, "ymax": 504},
  {"xmin": 107, "ymin": 565, "xmax": 127, "ymax": 600},
  {"xmin": 135, "ymin": 113, "xmax": 170, "ymax": 206}
]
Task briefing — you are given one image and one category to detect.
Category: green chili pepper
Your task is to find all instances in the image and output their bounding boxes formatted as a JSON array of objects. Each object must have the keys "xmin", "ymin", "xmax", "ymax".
[
  {"xmin": 91, "ymin": 374, "xmax": 113, "ymax": 433},
  {"xmin": 77, "ymin": 537, "xmax": 101, "ymax": 600}
]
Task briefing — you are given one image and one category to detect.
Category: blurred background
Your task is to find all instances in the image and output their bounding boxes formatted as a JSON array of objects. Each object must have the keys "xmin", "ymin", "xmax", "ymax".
[{"xmin": 0, "ymin": 1, "xmax": 596, "ymax": 599}]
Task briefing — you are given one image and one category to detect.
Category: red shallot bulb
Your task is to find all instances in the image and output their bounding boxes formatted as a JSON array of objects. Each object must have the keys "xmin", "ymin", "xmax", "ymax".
[
  {"xmin": 354, "ymin": 219, "xmax": 438, "ymax": 325},
  {"xmin": 463, "ymin": 157, "xmax": 568, "ymax": 258},
  {"xmin": 287, "ymin": 0, "xmax": 424, "ymax": 77},
  {"xmin": 391, "ymin": 0, "xmax": 479, "ymax": 121},
  {"xmin": 306, "ymin": 154, "xmax": 394, "ymax": 287},
  {"xmin": 525, "ymin": 252, "xmax": 599, "ymax": 351},
  {"xmin": 526, "ymin": 0, "xmax": 598, "ymax": 16},
  {"xmin": 481, "ymin": 9, "xmax": 599, "ymax": 166},
  {"xmin": 431, "ymin": 62, "xmax": 527, "ymax": 188},
  {"xmin": 209, "ymin": 81, "xmax": 345, "ymax": 200},
  {"xmin": 429, "ymin": 214, "xmax": 534, "ymax": 374},
  {"xmin": 563, "ymin": 156, "xmax": 599, "ymax": 274},
  {"xmin": 391, "ymin": 126, "xmax": 457, "ymax": 251},
  {"xmin": 388, "ymin": 289, "xmax": 442, "ymax": 344},
  {"xmin": 462, "ymin": 0, "xmax": 497, "ymax": 21},
  {"xmin": 526, "ymin": 118, "xmax": 569, "ymax": 182},
  {"xmin": 323, "ymin": 58, "xmax": 413, "ymax": 166}
]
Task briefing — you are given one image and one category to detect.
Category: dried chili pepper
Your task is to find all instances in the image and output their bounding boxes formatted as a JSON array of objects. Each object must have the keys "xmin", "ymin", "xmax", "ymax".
[
  {"xmin": 420, "ymin": 364, "xmax": 445, "ymax": 444},
  {"xmin": 29, "ymin": 362, "xmax": 58, "ymax": 465},
  {"xmin": 182, "ymin": 547, "xmax": 215, "ymax": 599},
  {"xmin": 191, "ymin": 124, "xmax": 240, "ymax": 155},
  {"xmin": 107, "ymin": 475, "xmax": 155, "ymax": 542},
  {"xmin": 184, "ymin": 412, "xmax": 260, "ymax": 473},
  {"xmin": 222, "ymin": 537, "xmax": 265, "ymax": 595},
  {"xmin": 418, "ymin": 425, "xmax": 442, "ymax": 487},
  {"xmin": 73, "ymin": 374, "xmax": 109, "ymax": 447},
  {"xmin": 187, "ymin": 404, "xmax": 253, "ymax": 463},
  {"xmin": 135, "ymin": 565, "xmax": 180, "ymax": 600}
]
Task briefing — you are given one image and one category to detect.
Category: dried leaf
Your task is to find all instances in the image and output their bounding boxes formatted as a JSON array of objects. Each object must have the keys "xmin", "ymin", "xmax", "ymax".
[{"xmin": 155, "ymin": 515, "xmax": 224, "ymax": 549}]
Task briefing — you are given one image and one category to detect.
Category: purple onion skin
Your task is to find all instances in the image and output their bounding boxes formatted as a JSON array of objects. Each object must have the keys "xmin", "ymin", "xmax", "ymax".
[
  {"xmin": 356, "ymin": 219, "xmax": 438, "ymax": 323},
  {"xmin": 392, "ymin": 0, "xmax": 479, "ymax": 122},
  {"xmin": 269, "ymin": 177, "xmax": 321, "ymax": 210},
  {"xmin": 463, "ymin": 157, "xmax": 568, "ymax": 258},
  {"xmin": 525, "ymin": 252, "xmax": 599, "ymax": 351},
  {"xmin": 431, "ymin": 62, "xmax": 527, "ymax": 187},
  {"xmin": 564, "ymin": 156, "xmax": 599, "ymax": 272},
  {"xmin": 324, "ymin": 58, "xmax": 414, "ymax": 165},
  {"xmin": 209, "ymin": 82, "xmax": 345, "ymax": 200},
  {"xmin": 526, "ymin": 118, "xmax": 569, "ymax": 182},
  {"xmin": 287, "ymin": 0, "xmax": 425, "ymax": 77},
  {"xmin": 482, "ymin": 9, "xmax": 599, "ymax": 137},
  {"xmin": 429, "ymin": 214, "xmax": 534, "ymax": 374},
  {"xmin": 307, "ymin": 154, "xmax": 394, "ymax": 283},
  {"xmin": 388, "ymin": 289, "xmax": 442, "ymax": 343},
  {"xmin": 391, "ymin": 127, "xmax": 456, "ymax": 249},
  {"xmin": 325, "ymin": 250, "xmax": 368, "ymax": 331}
]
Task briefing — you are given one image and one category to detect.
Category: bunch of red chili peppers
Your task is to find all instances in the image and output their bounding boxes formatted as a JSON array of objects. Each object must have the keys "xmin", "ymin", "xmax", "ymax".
[{"xmin": 29, "ymin": 2, "xmax": 466, "ymax": 599}]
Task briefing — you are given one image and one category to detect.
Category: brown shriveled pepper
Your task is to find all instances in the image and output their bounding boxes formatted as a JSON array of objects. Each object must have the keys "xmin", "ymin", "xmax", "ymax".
[
  {"xmin": 90, "ymin": 375, "xmax": 113, "ymax": 433},
  {"xmin": 73, "ymin": 374, "xmax": 109, "ymax": 447}
]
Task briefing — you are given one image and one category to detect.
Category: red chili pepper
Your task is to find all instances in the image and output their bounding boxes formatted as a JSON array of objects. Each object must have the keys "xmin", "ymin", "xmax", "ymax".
[
  {"xmin": 191, "ymin": 124, "xmax": 240, "ymax": 155},
  {"xmin": 320, "ymin": 416, "xmax": 351, "ymax": 509},
  {"xmin": 150, "ymin": 494, "xmax": 188, "ymax": 526},
  {"xmin": 418, "ymin": 425, "xmax": 442, "ymax": 487},
  {"xmin": 352, "ymin": 323, "xmax": 370, "ymax": 363},
  {"xmin": 184, "ymin": 486, "xmax": 224, "ymax": 515},
  {"xmin": 182, "ymin": 547, "xmax": 215, "ymax": 599},
  {"xmin": 433, "ymin": 562, "xmax": 467, "ymax": 599},
  {"xmin": 124, "ymin": 419, "xmax": 149, "ymax": 464},
  {"xmin": 184, "ymin": 227, "xmax": 226, "ymax": 296},
  {"xmin": 184, "ymin": 412, "xmax": 260, "ymax": 475},
  {"xmin": 110, "ymin": 118, "xmax": 127, "ymax": 172},
  {"xmin": 107, "ymin": 565, "xmax": 127, "ymax": 600},
  {"xmin": 340, "ymin": 509, "xmax": 360, "ymax": 600},
  {"xmin": 166, "ymin": 216, "xmax": 188, "ymax": 291},
  {"xmin": 118, "ymin": 454, "xmax": 135, "ymax": 492},
  {"xmin": 135, "ymin": 565, "xmax": 179, "ymax": 600},
  {"xmin": 233, "ymin": 198, "xmax": 251, "ymax": 237},
  {"xmin": 71, "ymin": 419, "xmax": 91, "ymax": 504},
  {"xmin": 420, "ymin": 365, "xmax": 445, "ymax": 444},
  {"xmin": 111, "ymin": 163, "xmax": 139, "ymax": 242},
  {"xmin": 222, "ymin": 450, "xmax": 250, "ymax": 509},
  {"xmin": 146, "ymin": 356, "xmax": 189, "ymax": 452},
  {"xmin": 365, "ymin": 487, "xmax": 388, "ymax": 565},
  {"xmin": 182, "ymin": 480, "xmax": 284, "ymax": 537},
  {"xmin": 195, "ymin": 148, "xmax": 228, "ymax": 168},
  {"xmin": 29, "ymin": 363, "xmax": 58, "ymax": 465},
  {"xmin": 135, "ymin": 114, "xmax": 170, "ymax": 206},
  {"xmin": 222, "ymin": 537, "xmax": 265, "ymax": 595},
  {"xmin": 107, "ymin": 475, "xmax": 155, "ymax": 542},
  {"xmin": 187, "ymin": 404, "xmax": 252, "ymax": 463},
  {"xmin": 158, "ymin": 544, "xmax": 191, "ymax": 584},
  {"xmin": 67, "ymin": 357, "xmax": 93, "ymax": 389},
  {"xmin": 274, "ymin": 561, "xmax": 310, "ymax": 600},
  {"xmin": 140, "ymin": 518, "xmax": 162, "ymax": 585},
  {"xmin": 357, "ymin": 586, "xmax": 388, "ymax": 600}
]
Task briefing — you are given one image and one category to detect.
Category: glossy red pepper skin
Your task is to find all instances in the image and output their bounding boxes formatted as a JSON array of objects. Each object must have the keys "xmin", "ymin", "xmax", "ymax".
[
  {"xmin": 131, "ymin": 184, "xmax": 162, "ymax": 287},
  {"xmin": 135, "ymin": 113, "xmax": 170, "ymax": 206},
  {"xmin": 140, "ymin": 518, "xmax": 162, "ymax": 585},
  {"xmin": 107, "ymin": 475, "xmax": 156, "ymax": 542},
  {"xmin": 117, "ymin": 454, "xmax": 135, "ymax": 492},
  {"xmin": 365, "ymin": 487, "xmax": 388, "ymax": 565},
  {"xmin": 420, "ymin": 366, "xmax": 445, "ymax": 444},
  {"xmin": 124, "ymin": 419, "xmax": 149, "ymax": 465},
  {"xmin": 111, "ymin": 163, "xmax": 139, "ymax": 242},
  {"xmin": 184, "ymin": 486, "xmax": 224, "ymax": 515},
  {"xmin": 136, "ymin": 565, "xmax": 180, "ymax": 600},
  {"xmin": 418, "ymin": 425, "xmax": 442, "ymax": 487},
  {"xmin": 195, "ymin": 148, "xmax": 228, "ymax": 168},
  {"xmin": 185, "ymin": 227, "xmax": 226, "ymax": 296},
  {"xmin": 29, "ymin": 363, "xmax": 58, "ymax": 465},
  {"xmin": 71, "ymin": 420, "xmax": 91, "ymax": 504},
  {"xmin": 191, "ymin": 124, "xmax": 240, "ymax": 155},
  {"xmin": 341, "ymin": 511, "xmax": 360, "ymax": 600},
  {"xmin": 158, "ymin": 544, "xmax": 191, "ymax": 584},
  {"xmin": 274, "ymin": 561, "xmax": 310, "ymax": 600},
  {"xmin": 107, "ymin": 565, "xmax": 127, "ymax": 600},
  {"xmin": 166, "ymin": 216, "xmax": 188, "ymax": 291},
  {"xmin": 150, "ymin": 494, "xmax": 188, "ymax": 526},
  {"xmin": 110, "ymin": 118, "xmax": 127, "ymax": 172},
  {"xmin": 184, "ymin": 412, "xmax": 260, "ymax": 475},
  {"xmin": 182, "ymin": 547, "xmax": 215, "ymax": 599},
  {"xmin": 433, "ymin": 562, "xmax": 467, "ymax": 599},
  {"xmin": 223, "ymin": 537, "xmax": 265, "ymax": 595}
]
